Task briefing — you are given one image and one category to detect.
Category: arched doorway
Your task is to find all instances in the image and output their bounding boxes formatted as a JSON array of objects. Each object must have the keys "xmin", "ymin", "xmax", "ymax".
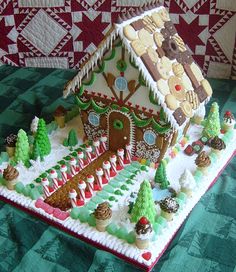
[{"xmin": 107, "ymin": 110, "xmax": 133, "ymax": 151}]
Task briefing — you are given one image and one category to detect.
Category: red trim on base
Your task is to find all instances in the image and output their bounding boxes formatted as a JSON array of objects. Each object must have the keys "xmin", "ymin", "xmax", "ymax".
[{"xmin": 0, "ymin": 150, "xmax": 235, "ymax": 272}]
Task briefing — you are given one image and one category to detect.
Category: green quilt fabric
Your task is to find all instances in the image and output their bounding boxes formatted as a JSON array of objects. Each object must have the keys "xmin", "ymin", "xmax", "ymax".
[{"xmin": 0, "ymin": 64, "xmax": 236, "ymax": 272}]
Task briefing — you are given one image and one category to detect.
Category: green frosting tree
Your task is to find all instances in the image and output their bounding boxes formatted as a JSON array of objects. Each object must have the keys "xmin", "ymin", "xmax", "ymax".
[
  {"xmin": 63, "ymin": 129, "xmax": 78, "ymax": 150},
  {"xmin": 32, "ymin": 141, "xmax": 42, "ymax": 161},
  {"xmin": 154, "ymin": 161, "xmax": 170, "ymax": 189},
  {"xmin": 34, "ymin": 118, "xmax": 51, "ymax": 158},
  {"xmin": 14, "ymin": 129, "xmax": 30, "ymax": 167},
  {"xmin": 130, "ymin": 180, "xmax": 156, "ymax": 224},
  {"xmin": 202, "ymin": 102, "xmax": 221, "ymax": 139}
]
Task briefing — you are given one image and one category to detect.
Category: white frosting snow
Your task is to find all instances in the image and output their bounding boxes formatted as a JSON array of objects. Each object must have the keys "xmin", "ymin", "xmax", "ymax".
[
  {"xmin": 179, "ymin": 169, "xmax": 196, "ymax": 191},
  {"xmin": 30, "ymin": 116, "xmax": 39, "ymax": 133}
]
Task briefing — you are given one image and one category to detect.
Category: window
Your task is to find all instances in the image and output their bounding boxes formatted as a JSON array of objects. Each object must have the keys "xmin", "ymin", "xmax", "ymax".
[
  {"xmin": 88, "ymin": 112, "xmax": 100, "ymax": 127},
  {"xmin": 115, "ymin": 77, "xmax": 128, "ymax": 91},
  {"xmin": 143, "ymin": 130, "xmax": 156, "ymax": 146}
]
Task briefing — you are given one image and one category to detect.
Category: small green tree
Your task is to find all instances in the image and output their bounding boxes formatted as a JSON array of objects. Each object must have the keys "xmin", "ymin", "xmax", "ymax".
[
  {"xmin": 130, "ymin": 180, "xmax": 156, "ymax": 224},
  {"xmin": 202, "ymin": 102, "xmax": 221, "ymax": 139},
  {"xmin": 68, "ymin": 129, "xmax": 78, "ymax": 149},
  {"xmin": 32, "ymin": 141, "xmax": 43, "ymax": 161},
  {"xmin": 14, "ymin": 129, "xmax": 30, "ymax": 167},
  {"xmin": 34, "ymin": 118, "xmax": 51, "ymax": 157},
  {"xmin": 154, "ymin": 161, "xmax": 170, "ymax": 189}
]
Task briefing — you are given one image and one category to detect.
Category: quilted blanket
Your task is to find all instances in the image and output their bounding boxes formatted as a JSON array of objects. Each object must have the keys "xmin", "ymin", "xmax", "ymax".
[
  {"xmin": 0, "ymin": 64, "xmax": 236, "ymax": 271},
  {"xmin": 0, "ymin": 0, "xmax": 235, "ymax": 79}
]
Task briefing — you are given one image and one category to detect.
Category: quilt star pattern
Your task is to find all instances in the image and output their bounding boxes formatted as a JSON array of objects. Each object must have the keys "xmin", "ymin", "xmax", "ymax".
[{"xmin": 0, "ymin": 0, "xmax": 235, "ymax": 79}]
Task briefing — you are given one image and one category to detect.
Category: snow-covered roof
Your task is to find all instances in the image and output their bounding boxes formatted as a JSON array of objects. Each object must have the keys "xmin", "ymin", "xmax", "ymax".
[{"xmin": 63, "ymin": 3, "xmax": 212, "ymax": 131}]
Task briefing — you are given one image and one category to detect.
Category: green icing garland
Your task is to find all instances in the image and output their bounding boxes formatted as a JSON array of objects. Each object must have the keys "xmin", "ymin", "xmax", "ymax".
[
  {"xmin": 94, "ymin": 60, "xmax": 105, "ymax": 73},
  {"xmin": 113, "ymin": 119, "xmax": 124, "ymax": 130},
  {"xmin": 131, "ymin": 112, "xmax": 151, "ymax": 127},
  {"xmin": 82, "ymin": 72, "xmax": 96, "ymax": 86},
  {"xmin": 75, "ymin": 96, "xmax": 91, "ymax": 110},
  {"xmin": 129, "ymin": 55, "xmax": 138, "ymax": 69},
  {"xmin": 104, "ymin": 48, "xmax": 116, "ymax": 61},
  {"xmin": 138, "ymin": 73, "xmax": 146, "ymax": 86},
  {"xmin": 91, "ymin": 99, "xmax": 110, "ymax": 114}
]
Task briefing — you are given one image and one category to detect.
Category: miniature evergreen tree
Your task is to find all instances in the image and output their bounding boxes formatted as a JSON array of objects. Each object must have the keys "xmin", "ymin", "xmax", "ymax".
[
  {"xmin": 32, "ymin": 141, "xmax": 42, "ymax": 161},
  {"xmin": 130, "ymin": 180, "xmax": 156, "ymax": 224},
  {"xmin": 67, "ymin": 129, "xmax": 78, "ymax": 149},
  {"xmin": 202, "ymin": 102, "xmax": 221, "ymax": 139},
  {"xmin": 34, "ymin": 118, "xmax": 51, "ymax": 157},
  {"xmin": 154, "ymin": 161, "xmax": 170, "ymax": 189},
  {"xmin": 14, "ymin": 129, "xmax": 30, "ymax": 167}
]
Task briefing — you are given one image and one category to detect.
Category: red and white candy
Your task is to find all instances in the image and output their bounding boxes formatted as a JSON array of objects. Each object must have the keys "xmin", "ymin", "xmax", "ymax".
[
  {"xmin": 85, "ymin": 145, "xmax": 93, "ymax": 163},
  {"xmin": 50, "ymin": 169, "xmax": 59, "ymax": 190},
  {"xmin": 93, "ymin": 139, "xmax": 100, "ymax": 157},
  {"xmin": 60, "ymin": 164, "xmax": 68, "ymax": 184},
  {"xmin": 100, "ymin": 135, "xmax": 107, "ymax": 153},
  {"xmin": 78, "ymin": 180, "xmax": 86, "ymax": 202},
  {"xmin": 86, "ymin": 174, "xmax": 94, "ymax": 196},
  {"xmin": 77, "ymin": 151, "xmax": 84, "ymax": 169},
  {"xmin": 125, "ymin": 143, "xmax": 132, "ymax": 164},
  {"xmin": 96, "ymin": 168, "xmax": 104, "ymax": 189},
  {"xmin": 117, "ymin": 148, "xmax": 124, "ymax": 170},
  {"xmin": 103, "ymin": 161, "xmax": 111, "ymax": 181},
  {"xmin": 109, "ymin": 154, "xmax": 117, "ymax": 174},
  {"xmin": 69, "ymin": 157, "xmax": 77, "ymax": 176},
  {"xmin": 69, "ymin": 189, "xmax": 77, "ymax": 208},
  {"xmin": 42, "ymin": 177, "xmax": 50, "ymax": 198}
]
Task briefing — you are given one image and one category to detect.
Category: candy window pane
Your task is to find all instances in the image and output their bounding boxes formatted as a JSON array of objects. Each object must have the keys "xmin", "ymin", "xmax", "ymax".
[
  {"xmin": 115, "ymin": 77, "xmax": 128, "ymax": 91},
  {"xmin": 88, "ymin": 112, "xmax": 100, "ymax": 127},
  {"xmin": 144, "ymin": 130, "xmax": 156, "ymax": 146}
]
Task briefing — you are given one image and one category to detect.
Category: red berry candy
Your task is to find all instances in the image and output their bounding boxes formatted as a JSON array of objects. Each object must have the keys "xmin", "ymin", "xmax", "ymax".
[
  {"xmin": 225, "ymin": 111, "xmax": 231, "ymax": 116},
  {"xmin": 139, "ymin": 216, "xmax": 148, "ymax": 225},
  {"xmin": 175, "ymin": 85, "xmax": 182, "ymax": 91}
]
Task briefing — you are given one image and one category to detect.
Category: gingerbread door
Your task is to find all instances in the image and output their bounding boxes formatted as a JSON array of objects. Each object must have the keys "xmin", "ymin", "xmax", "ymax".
[{"xmin": 108, "ymin": 110, "xmax": 132, "ymax": 151}]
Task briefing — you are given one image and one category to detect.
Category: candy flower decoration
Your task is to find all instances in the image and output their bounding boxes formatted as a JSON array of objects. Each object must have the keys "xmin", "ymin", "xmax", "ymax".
[
  {"xmin": 130, "ymin": 180, "xmax": 156, "ymax": 224},
  {"xmin": 202, "ymin": 102, "xmax": 221, "ymax": 139}
]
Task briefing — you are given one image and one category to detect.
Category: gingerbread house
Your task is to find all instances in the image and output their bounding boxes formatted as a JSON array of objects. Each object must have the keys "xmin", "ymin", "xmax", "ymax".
[{"xmin": 63, "ymin": 3, "xmax": 212, "ymax": 163}]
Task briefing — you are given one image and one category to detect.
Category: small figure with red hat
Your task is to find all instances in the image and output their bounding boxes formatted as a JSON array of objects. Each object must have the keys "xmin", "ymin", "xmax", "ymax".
[{"xmin": 223, "ymin": 111, "xmax": 235, "ymax": 132}]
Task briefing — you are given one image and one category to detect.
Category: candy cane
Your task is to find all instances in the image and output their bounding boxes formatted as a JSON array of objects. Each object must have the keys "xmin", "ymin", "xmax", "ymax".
[
  {"xmin": 85, "ymin": 145, "xmax": 92, "ymax": 163},
  {"xmin": 96, "ymin": 168, "xmax": 104, "ymax": 189},
  {"xmin": 86, "ymin": 175, "xmax": 94, "ymax": 196},
  {"xmin": 60, "ymin": 165, "xmax": 68, "ymax": 184},
  {"xmin": 50, "ymin": 170, "xmax": 59, "ymax": 190},
  {"xmin": 78, "ymin": 180, "xmax": 86, "ymax": 202},
  {"xmin": 69, "ymin": 189, "xmax": 77, "ymax": 208},
  {"xmin": 77, "ymin": 151, "xmax": 84, "ymax": 169},
  {"xmin": 42, "ymin": 178, "xmax": 50, "ymax": 198},
  {"xmin": 109, "ymin": 155, "xmax": 117, "ymax": 173},
  {"xmin": 125, "ymin": 143, "xmax": 132, "ymax": 164},
  {"xmin": 69, "ymin": 157, "xmax": 77, "ymax": 176},
  {"xmin": 117, "ymin": 149, "xmax": 124, "ymax": 168},
  {"xmin": 93, "ymin": 139, "xmax": 100, "ymax": 157},
  {"xmin": 103, "ymin": 161, "xmax": 111, "ymax": 181},
  {"xmin": 100, "ymin": 135, "xmax": 107, "ymax": 153}
]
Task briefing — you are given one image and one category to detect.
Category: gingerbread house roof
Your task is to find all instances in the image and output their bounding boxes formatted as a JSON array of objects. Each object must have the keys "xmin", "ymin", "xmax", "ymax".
[{"xmin": 63, "ymin": 3, "xmax": 212, "ymax": 131}]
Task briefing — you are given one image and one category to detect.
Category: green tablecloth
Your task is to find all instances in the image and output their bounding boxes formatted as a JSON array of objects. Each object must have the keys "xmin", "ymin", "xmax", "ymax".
[{"xmin": 0, "ymin": 65, "xmax": 236, "ymax": 272}]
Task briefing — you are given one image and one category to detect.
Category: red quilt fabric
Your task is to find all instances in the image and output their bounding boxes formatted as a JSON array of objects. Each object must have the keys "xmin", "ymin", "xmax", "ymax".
[{"xmin": 0, "ymin": 0, "xmax": 235, "ymax": 79}]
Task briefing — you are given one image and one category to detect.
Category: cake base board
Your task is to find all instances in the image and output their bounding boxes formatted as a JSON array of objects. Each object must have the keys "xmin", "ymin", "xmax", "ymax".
[{"xmin": 1, "ymin": 149, "xmax": 235, "ymax": 272}]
